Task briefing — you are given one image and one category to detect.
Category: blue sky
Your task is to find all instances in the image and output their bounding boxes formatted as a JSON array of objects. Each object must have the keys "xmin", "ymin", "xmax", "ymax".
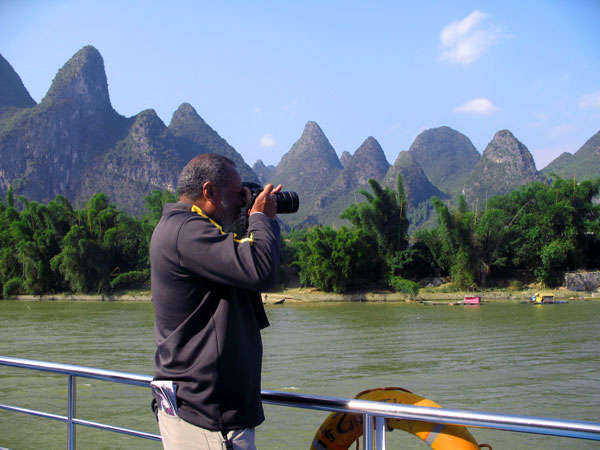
[{"xmin": 1, "ymin": 0, "xmax": 599, "ymax": 169}]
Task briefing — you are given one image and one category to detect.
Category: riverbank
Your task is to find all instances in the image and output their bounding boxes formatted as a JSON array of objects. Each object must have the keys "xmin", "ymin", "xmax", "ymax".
[
  {"xmin": 260, "ymin": 286, "xmax": 600, "ymax": 304},
  {"xmin": 10, "ymin": 292, "xmax": 153, "ymax": 302},
  {"xmin": 9, "ymin": 286, "xmax": 599, "ymax": 303}
]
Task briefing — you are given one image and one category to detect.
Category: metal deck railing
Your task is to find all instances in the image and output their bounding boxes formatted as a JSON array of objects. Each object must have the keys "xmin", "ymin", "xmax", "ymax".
[{"xmin": 1, "ymin": 356, "xmax": 600, "ymax": 449}]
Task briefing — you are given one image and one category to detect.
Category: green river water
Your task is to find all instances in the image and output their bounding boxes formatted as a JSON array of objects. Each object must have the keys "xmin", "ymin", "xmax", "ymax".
[{"xmin": 0, "ymin": 299, "xmax": 599, "ymax": 449}]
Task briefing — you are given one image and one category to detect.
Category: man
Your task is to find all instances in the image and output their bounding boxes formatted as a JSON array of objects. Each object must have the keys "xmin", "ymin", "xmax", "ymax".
[{"xmin": 150, "ymin": 153, "xmax": 281, "ymax": 449}]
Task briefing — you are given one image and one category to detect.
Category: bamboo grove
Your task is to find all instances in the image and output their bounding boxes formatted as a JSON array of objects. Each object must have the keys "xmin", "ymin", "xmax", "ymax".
[{"xmin": 1, "ymin": 175, "xmax": 599, "ymax": 298}]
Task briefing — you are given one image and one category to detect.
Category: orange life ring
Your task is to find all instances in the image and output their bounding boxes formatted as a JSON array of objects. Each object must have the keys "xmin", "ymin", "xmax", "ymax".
[{"xmin": 311, "ymin": 387, "xmax": 489, "ymax": 450}]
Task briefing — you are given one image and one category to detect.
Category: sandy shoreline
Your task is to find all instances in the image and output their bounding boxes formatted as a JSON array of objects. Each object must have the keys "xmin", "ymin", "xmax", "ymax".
[
  {"xmin": 259, "ymin": 287, "xmax": 598, "ymax": 304},
  {"xmin": 9, "ymin": 287, "xmax": 599, "ymax": 303}
]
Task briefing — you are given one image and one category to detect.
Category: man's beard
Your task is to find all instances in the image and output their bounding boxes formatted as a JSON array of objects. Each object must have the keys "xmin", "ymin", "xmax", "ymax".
[{"xmin": 216, "ymin": 197, "xmax": 237, "ymax": 232}]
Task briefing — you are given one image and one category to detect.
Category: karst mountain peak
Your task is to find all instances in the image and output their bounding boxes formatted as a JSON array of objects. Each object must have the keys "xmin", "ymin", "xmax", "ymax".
[
  {"xmin": 1, "ymin": 46, "xmax": 598, "ymax": 228},
  {"xmin": 42, "ymin": 45, "xmax": 113, "ymax": 116},
  {"xmin": 484, "ymin": 129, "xmax": 537, "ymax": 168},
  {"xmin": 0, "ymin": 53, "xmax": 36, "ymax": 108},
  {"xmin": 461, "ymin": 129, "xmax": 540, "ymax": 203}
]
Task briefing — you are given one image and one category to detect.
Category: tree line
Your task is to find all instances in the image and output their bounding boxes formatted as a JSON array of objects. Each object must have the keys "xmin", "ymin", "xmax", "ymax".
[
  {"xmin": 288, "ymin": 175, "xmax": 600, "ymax": 293},
  {"xmin": 1, "ymin": 175, "xmax": 599, "ymax": 298},
  {"xmin": 0, "ymin": 188, "xmax": 175, "ymax": 298}
]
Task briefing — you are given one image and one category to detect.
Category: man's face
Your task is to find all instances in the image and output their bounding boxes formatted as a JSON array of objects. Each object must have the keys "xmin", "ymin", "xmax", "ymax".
[{"xmin": 213, "ymin": 165, "xmax": 245, "ymax": 231}]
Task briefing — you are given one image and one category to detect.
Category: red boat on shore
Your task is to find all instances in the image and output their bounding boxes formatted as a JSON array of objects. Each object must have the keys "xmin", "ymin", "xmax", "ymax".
[{"xmin": 464, "ymin": 296, "xmax": 481, "ymax": 305}]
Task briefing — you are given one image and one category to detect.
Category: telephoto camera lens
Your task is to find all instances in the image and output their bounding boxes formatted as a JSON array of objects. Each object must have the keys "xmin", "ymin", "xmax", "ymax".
[
  {"xmin": 242, "ymin": 182, "xmax": 299, "ymax": 214},
  {"xmin": 274, "ymin": 191, "xmax": 299, "ymax": 214}
]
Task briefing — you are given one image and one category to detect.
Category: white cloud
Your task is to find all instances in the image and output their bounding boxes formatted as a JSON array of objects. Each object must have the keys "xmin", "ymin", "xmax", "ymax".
[
  {"xmin": 453, "ymin": 98, "xmax": 499, "ymax": 115},
  {"xmin": 260, "ymin": 133, "xmax": 276, "ymax": 148},
  {"xmin": 439, "ymin": 10, "xmax": 501, "ymax": 64},
  {"xmin": 579, "ymin": 91, "xmax": 600, "ymax": 109}
]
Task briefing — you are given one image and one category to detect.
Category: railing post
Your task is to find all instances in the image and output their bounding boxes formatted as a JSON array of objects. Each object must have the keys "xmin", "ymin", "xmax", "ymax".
[
  {"xmin": 375, "ymin": 416, "xmax": 386, "ymax": 450},
  {"xmin": 68, "ymin": 375, "xmax": 77, "ymax": 450},
  {"xmin": 363, "ymin": 413, "xmax": 373, "ymax": 450}
]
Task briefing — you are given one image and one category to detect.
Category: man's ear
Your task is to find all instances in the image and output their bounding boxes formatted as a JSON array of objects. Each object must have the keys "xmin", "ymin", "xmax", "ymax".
[{"xmin": 202, "ymin": 181, "xmax": 216, "ymax": 202}]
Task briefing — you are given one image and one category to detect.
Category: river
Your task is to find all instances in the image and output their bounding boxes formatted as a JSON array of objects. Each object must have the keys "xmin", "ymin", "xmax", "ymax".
[{"xmin": 0, "ymin": 299, "xmax": 599, "ymax": 449}]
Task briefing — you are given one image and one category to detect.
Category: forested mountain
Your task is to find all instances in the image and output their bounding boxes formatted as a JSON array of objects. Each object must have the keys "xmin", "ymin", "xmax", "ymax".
[
  {"xmin": 309, "ymin": 136, "xmax": 390, "ymax": 226},
  {"xmin": 339, "ymin": 151, "xmax": 352, "ymax": 167},
  {"xmin": 0, "ymin": 46, "xmax": 132, "ymax": 207},
  {"xmin": 0, "ymin": 53, "xmax": 36, "ymax": 109},
  {"xmin": 461, "ymin": 130, "xmax": 540, "ymax": 207},
  {"xmin": 541, "ymin": 130, "xmax": 600, "ymax": 181},
  {"xmin": 0, "ymin": 46, "xmax": 256, "ymax": 215},
  {"xmin": 1, "ymin": 46, "xmax": 598, "ymax": 229},
  {"xmin": 253, "ymin": 160, "xmax": 276, "ymax": 185},
  {"xmin": 269, "ymin": 121, "xmax": 343, "ymax": 225},
  {"xmin": 382, "ymin": 151, "xmax": 448, "ymax": 229},
  {"xmin": 168, "ymin": 103, "xmax": 256, "ymax": 182},
  {"xmin": 407, "ymin": 126, "xmax": 480, "ymax": 195},
  {"xmin": 383, "ymin": 151, "xmax": 447, "ymax": 209}
]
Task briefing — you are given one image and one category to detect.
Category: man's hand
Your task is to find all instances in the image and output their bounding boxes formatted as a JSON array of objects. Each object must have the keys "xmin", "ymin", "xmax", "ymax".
[{"xmin": 249, "ymin": 184, "xmax": 282, "ymax": 220}]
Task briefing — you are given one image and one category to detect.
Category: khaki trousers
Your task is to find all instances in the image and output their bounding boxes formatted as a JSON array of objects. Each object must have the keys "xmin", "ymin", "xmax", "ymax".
[{"xmin": 157, "ymin": 410, "xmax": 257, "ymax": 450}]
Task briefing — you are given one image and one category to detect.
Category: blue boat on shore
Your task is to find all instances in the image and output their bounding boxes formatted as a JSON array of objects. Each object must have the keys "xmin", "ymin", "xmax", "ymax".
[{"xmin": 530, "ymin": 292, "xmax": 568, "ymax": 304}]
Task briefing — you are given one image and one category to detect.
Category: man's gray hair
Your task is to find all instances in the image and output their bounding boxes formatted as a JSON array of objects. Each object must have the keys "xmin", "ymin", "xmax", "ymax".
[{"xmin": 178, "ymin": 153, "xmax": 236, "ymax": 200}]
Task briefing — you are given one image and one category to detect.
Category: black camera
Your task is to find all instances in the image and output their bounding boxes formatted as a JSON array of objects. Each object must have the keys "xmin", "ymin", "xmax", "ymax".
[{"xmin": 242, "ymin": 182, "xmax": 299, "ymax": 214}]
